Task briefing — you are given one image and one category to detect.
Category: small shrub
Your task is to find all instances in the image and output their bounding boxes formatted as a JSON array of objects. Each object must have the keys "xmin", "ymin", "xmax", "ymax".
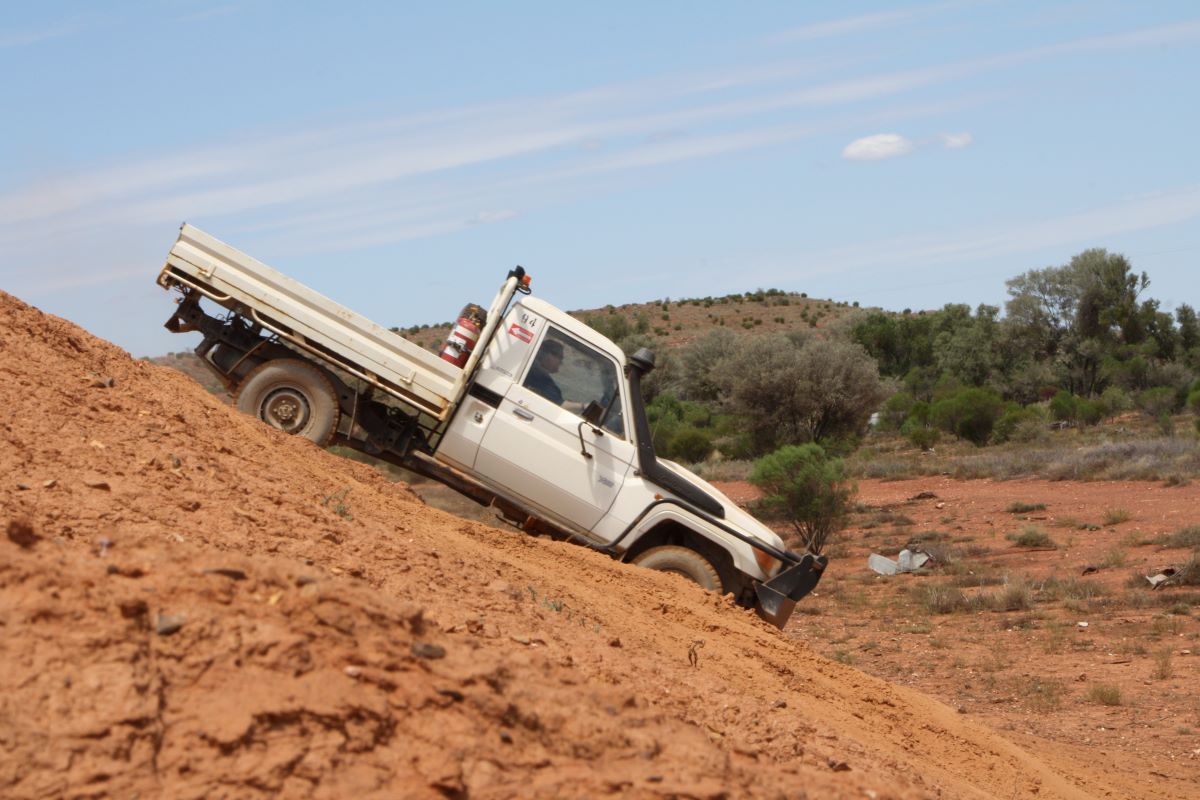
[
  {"xmin": 1006, "ymin": 501, "xmax": 1046, "ymax": 514},
  {"xmin": 1165, "ymin": 526, "xmax": 1200, "ymax": 548},
  {"xmin": 1157, "ymin": 412, "xmax": 1175, "ymax": 436},
  {"xmin": 1100, "ymin": 547, "xmax": 1128, "ymax": 568},
  {"xmin": 1007, "ymin": 526, "xmax": 1054, "ymax": 548},
  {"xmin": 1101, "ymin": 385, "xmax": 1133, "ymax": 417},
  {"xmin": 1026, "ymin": 677, "xmax": 1066, "ymax": 711},
  {"xmin": 1102, "ymin": 508, "xmax": 1132, "ymax": 526},
  {"xmin": 930, "ymin": 387, "xmax": 1004, "ymax": 446},
  {"xmin": 905, "ymin": 424, "xmax": 940, "ymax": 451},
  {"xmin": 1174, "ymin": 551, "xmax": 1200, "ymax": 586},
  {"xmin": 668, "ymin": 428, "xmax": 713, "ymax": 463},
  {"xmin": 1076, "ymin": 398, "xmax": 1106, "ymax": 426},
  {"xmin": 919, "ymin": 584, "xmax": 971, "ymax": 615},
  {"xmin": 993, "ymin": 406, "xmax": 1043, "ymax": 443},
  {"xmin": 1138, "ymin": 386, "xmax": 1179, "ymax": 417},
  {"xmin": 831, "ymin": 650, "xmax": 856, "ymax": 665},
  {"xmin": 1152, "ymin": 648, "xmax": 1174, "ymax": 680},
  {"xmin": 750, "ymin": 444, "xmax": 855, "ymax": 554},
  {"xmin": 1049, "ymin": 390, "xmax": 1078, "ymax": 423},
  {"xmin": 992, "ymin": 579, "xmax": 1033, "ymax": 612},
  {"xmin": 1086, "ymin": 684, "xmax": 1123, "ymax": 706},
  {"xmin": 1150, "ymin": 614, "xmax": 1184, "ymax": 636},
  {"xmin": 1039, "ymin": 575, "xmax": 1109, "ymax": 603}
]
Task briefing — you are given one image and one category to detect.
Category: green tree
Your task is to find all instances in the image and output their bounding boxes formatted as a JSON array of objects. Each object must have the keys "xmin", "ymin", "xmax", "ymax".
[
  {"xmin": 851, "ymin": 311, "xmax": 935, "ymax": 377},
  {"xmin": 1177, "ymin": 304, "xmax": 1199, "ymax": 352},
  {"xmin": 716, "ymin": 334, "xmax": 886, "ymax": 454},
  {"xmin": 1049, "ymin": 390, "xmax": 1078, "ymax": 422},
  {"xmin": 1005, "ymin": 248, "xmax": 1152, "ymax": 396},
  {"xmin": 678, "ymin": 329, "xmax": 739, "ymax": 402},
  {"xmin": 933, "ymin": 303, "xmax": 1001, "ymax": 386},
  {"xmin": 929, "ymin": 387, "xmax": 1004, "ymax": 445},
  {"xmin": 749, "ymin": 444, "xmax": 855, "ymax": 554}
]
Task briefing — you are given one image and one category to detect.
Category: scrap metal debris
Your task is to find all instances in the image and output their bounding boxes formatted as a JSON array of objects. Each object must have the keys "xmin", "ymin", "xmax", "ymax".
[
  {"xmin": 1145, "ymin": 567, "xmax": 1177, "ymax": 589},
  {"xmin": 868, "ymin": 549, "xmax": 934, "ymax": 576}
]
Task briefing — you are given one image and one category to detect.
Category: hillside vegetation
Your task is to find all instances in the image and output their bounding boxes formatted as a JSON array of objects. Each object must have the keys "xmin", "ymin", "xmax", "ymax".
[{"xmin": 157, "ymin": 248, "xmax": 1200, "ymax": 479}]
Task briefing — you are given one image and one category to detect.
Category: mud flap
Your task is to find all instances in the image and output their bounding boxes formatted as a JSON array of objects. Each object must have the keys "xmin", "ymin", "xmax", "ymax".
[{"xmin": 754, "ymin": 553, "xmax": 828, "ymax": 629}]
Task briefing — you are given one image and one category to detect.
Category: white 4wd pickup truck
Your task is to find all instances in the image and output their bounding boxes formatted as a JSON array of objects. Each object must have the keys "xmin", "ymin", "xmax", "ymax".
[{"xmin": 157, "ymin": 224, "xmax": 826, "ymax": 627}]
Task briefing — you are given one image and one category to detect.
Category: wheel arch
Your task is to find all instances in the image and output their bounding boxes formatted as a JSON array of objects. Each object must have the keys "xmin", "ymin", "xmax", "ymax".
[{"xmin": 621, "ymin": 519, "xmax": 753, "ymax": 604}]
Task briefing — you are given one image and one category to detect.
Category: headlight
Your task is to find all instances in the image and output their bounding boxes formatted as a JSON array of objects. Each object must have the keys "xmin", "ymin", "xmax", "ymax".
[{"xmin": 754, "ymin": 547, "xmax": 781, "ymax": 577}]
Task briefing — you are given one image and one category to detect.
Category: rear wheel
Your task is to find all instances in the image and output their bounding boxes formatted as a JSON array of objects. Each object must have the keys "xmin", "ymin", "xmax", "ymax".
[
  {"xmin": 632, "ymin": 546, "xmax": 724, "ymax": 593},
  {"xmin": 235, "ymin": 359, "xmax": 340, "ymax": 445}
]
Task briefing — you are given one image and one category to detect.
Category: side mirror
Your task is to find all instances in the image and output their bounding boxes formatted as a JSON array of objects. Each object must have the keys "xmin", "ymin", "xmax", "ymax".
[{"xmin": 582, "ymin": 400, "xmax": 605, "ymax": 426}]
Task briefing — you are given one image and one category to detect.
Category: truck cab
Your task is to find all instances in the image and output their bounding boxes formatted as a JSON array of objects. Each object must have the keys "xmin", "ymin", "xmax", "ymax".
[{"xmin": 437, "ymin": 296, "xmax": 821, "ymax": 616}]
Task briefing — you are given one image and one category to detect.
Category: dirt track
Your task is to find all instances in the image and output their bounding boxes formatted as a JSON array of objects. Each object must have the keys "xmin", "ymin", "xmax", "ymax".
[{"xmin": 0, "ymin": 290, "xmax": 1166, "ymax": 798}]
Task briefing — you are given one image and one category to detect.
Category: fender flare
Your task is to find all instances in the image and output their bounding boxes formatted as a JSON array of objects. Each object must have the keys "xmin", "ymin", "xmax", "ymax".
[{"xmin": 618, "ymin": 504, "xmax": 767, "ymax": 581}]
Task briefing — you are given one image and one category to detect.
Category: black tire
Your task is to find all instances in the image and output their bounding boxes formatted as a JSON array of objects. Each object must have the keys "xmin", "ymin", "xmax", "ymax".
[
  {"xmin": 632, "ymin": 545, "xmax": 724, "ymax": 593},
  {"xmin": 234, "ymin": 359, "xmax": 340, "ymax": 445}
]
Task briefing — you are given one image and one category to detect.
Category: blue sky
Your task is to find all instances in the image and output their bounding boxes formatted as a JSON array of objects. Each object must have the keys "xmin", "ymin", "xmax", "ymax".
[{"xmin": 2, "ymin": 1, "xmax": 1197, "ymax": 357}]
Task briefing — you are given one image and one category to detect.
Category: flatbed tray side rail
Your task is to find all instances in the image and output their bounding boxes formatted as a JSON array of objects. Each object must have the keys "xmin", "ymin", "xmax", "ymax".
[{"xmin": 158, "ymin": 224, "xmax": 459, "ymax": 420}]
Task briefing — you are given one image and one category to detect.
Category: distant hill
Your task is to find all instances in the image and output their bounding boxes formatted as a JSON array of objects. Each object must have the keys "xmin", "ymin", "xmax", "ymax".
[{"xmin": 394, "ymin": 288, "xmax": 874, "ymax": 352}]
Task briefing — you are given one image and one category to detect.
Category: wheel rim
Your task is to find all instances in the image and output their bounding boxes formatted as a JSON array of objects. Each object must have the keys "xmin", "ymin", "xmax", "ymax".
[{"xmin": 261, "ymin": 387, "xmax": 310, "ymax": 433}]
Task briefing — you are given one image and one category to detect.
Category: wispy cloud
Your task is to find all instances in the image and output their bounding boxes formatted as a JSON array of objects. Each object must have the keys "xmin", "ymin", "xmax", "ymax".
[
  {"xmin": 2, "ymin": 17, "xmax": 1196, "ymax": 294},
  {"xmin": 939, "ymin": 132, "xmax": 973, "ymax": 149},
  {"xmin": 767, "ymin": 2, "xmax": 966, "ymax": 44},
  {"xmin": 0, "ymin": 21, "xmax": 80, "ymax": 48},
  {"xmin": 843, "ymin": 133, "xmax": 915, "ymax": 160},
  {"xmin": 793, "ymin": 185, "xmax": 1200, "ymax": 273}
]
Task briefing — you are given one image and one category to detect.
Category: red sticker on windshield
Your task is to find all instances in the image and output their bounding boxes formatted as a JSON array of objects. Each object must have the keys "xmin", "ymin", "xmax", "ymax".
[{"xmin": 508, "ymin": 324, "xmax": 533, "ymax": 343}]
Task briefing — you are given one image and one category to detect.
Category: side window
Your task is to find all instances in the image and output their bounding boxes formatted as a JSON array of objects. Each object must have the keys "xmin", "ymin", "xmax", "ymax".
[{"xmin": 523, "ymin": 329, "xmax": 626, "ymax": 437}]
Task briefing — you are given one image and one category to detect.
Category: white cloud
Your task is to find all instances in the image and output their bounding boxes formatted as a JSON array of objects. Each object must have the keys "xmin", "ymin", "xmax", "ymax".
[
  {"xmin": 842, "ymin": 133, "xmax": 915, "ymax": 161},
  {"xmin": 940, "ymin": 132, "xmax": 974, "ymax": 149}
]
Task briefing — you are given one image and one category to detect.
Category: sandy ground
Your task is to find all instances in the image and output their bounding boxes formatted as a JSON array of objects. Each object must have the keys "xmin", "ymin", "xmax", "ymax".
[
  {"xmin": 0, "ymin": 288, "xmax": 1193, "ymax": 798},
  {"xmin": 715, "ymin": 478, "xmax": 1200, "ymax": 799}
]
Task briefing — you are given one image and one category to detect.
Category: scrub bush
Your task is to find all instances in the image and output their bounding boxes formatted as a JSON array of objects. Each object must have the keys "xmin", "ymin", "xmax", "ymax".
[{"xmin": 750, "ymin": 444, "xmax": 855, "ymax": 554}]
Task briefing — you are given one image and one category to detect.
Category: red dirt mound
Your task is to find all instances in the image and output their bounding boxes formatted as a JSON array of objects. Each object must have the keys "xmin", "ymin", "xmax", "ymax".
[{"xmin": 0, "ymin": 289, "xmax": 1132, "ymax": 798}]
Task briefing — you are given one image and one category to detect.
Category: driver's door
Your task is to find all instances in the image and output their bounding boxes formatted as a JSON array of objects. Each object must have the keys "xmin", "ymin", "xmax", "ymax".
[{"xmin": 473, "ymin": 326, "xmax": 634, "ymax": 531}]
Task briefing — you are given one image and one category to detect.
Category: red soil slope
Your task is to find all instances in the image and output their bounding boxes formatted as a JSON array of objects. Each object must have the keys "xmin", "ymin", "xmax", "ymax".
[{"xmin": 0, "ymin": 290, "xmax": 1139, "ymax": 798}]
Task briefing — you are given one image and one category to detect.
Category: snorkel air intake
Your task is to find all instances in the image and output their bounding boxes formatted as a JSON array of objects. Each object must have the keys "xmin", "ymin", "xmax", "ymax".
[{"xmin": 625, "ymin": 348, "xmax": 724, "ymax": 517}]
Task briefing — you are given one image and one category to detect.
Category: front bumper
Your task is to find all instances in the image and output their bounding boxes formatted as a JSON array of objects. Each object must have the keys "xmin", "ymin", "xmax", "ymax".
[{"xmin": 754, "ymin": 553, "xmax": 828, "ymax": 629}]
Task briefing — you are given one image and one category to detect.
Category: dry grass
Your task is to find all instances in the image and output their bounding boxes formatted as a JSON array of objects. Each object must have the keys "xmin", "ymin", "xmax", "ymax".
[
  {"xmin": 1007, "ymin": 526, "xmax": 1055, "ymax": 548},
  {"xmin": 1152, "ymin": 649, "xmax": 1174, "ymax": 680},
  {"xmin": 1099, "ymin": 546, "xmax": 1128, "ymax": 569},
  {"xmin": 1102, "ymin": 508, "xmax": 1132, "ymax": 526},
  {"xmin": 1026, "ymin": 677, "xmax": 1067, "ymax": 711},
  {"xmin": 1162, "ymin": 526, "xmax": 1200, "ymax": 548},
  {"xmin": 1086, "ymin": 684, "xmax": 1123, "ymax": 706},
  {"xmin": 850, "ymin": 434, "xmax": 1200, "ymax": 482}
]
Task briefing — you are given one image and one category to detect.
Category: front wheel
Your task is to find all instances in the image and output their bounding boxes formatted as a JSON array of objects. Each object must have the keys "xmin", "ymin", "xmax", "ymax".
[
  {"xmin": 234, "ymin": 359, "xmax": 340, "ymax": 445},
  {"xmin": 632, "ymin": 546, "xmax": 724, "ymax": 593}
]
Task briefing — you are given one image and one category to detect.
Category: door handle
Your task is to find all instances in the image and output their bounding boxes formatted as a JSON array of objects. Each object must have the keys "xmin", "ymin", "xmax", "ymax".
[{"xmin": 512, "ymin": 407, "xmax": 535, "ymax": 421}]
